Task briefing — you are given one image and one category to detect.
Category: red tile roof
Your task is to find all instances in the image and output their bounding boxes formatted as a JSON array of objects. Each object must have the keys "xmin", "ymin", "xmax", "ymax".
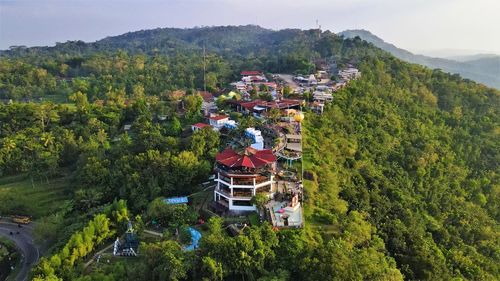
[
  {"xmin": 198, "ymin": 91, "xmax": 214, "ymax": 102},
  {"xmin": 241, "ymin": 71, "xmax": 263, "ymax": 76},
  {"xmin": 209, "ymin": 115, "xmax": 229, "ymax": 121},
  {"xmin": 238, "ymin": 99, "xmax": 266, "ymax": 110},
  {"xmin": 231, "ymin": 99, "xmax": 302, "ymax": 111},
  {"xmin": 192, "ymin": 123, "xmax": 211, "ymax": 129},
  {"xmin": 261, "ymin": 82, "xmax": 277, "ymax": 88},
  {"xmin": 216, "ymin": 147, "xmax": 276, "ymax": 169}
]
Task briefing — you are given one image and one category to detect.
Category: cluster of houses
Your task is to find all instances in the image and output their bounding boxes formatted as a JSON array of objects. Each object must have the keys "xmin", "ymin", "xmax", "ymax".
[
  {"xmin": 308, "ymin": 66, "xmax": 361, "ymax": 113},
  {"xmin": 338, "ymin": 67, "xmax": 361, "ymax": 80},
  {"xmin": 185, "ymin": 65, "xmax": 362, "ymax": 228},
  {"xmin": 231, "ymin": 71, "xmax": 278, "ymax": 100}
]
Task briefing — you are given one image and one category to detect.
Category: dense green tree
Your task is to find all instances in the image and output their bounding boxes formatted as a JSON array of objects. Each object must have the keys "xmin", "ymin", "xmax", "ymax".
[{"xmin": 141, "ymin": 240, "xmax": 189, "ymax": 281}]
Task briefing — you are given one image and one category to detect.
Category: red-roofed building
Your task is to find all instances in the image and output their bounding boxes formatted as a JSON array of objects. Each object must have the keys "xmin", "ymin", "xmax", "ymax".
[
  {"xmin": 198, "ymin": 91, "xmax": 217, "ymax": 115},
  {"xmin": 191, "ymin": 123, "xmax": 211, "ymax": 132},
  {"xmin": 208, "ymin": 114, "xmax": 229, "ymax": 129},
  {"xmin": 228, "ymin": 99, "xmax": 302, "ymax": 116},
  {"xmin": 241, "ymin": 71, "xmax": 267, "ymax": 83},
  {"xmin": 214, "ymin": 147, "xmax": 277, "ymax": 211},
  {"xmin": 240, "ymin": 70, "xmax": 263, "ymax": 76},
  {"xmin": 261, "ymin": 82, "xmax": 277, "ymax": 89}
]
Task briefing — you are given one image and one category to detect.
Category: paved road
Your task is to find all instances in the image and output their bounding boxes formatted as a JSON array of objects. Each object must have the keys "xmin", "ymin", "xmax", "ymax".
[
  {"xmin": 0, "ymin": 221, "xmax": 39, "ymax": 281},
  {"xmin": 275, "ymin": 74, "xmax": 300, "ymax": 90}
]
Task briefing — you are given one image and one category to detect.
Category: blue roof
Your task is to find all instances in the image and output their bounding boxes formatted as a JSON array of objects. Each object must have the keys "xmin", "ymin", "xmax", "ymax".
[{"xmin": 163, "ymin": 196, "xmax": 189, "ymax": 205}]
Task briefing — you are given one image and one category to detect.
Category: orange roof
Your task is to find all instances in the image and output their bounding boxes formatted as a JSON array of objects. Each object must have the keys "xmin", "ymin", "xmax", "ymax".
[
  {"xmin": 198, "ymin": 91, "xmax": 214, "ymax": 102},
  {"xmin": 169, "ymin": 90, "xmax": 186, "ymax": 100},
  {"xmin": 209, "ymin": 115, "xmax": 229, "ymax": 121},
  {"xmin": 216, "ymin": 147, "xmax": 276, "ymax": 169},
  {"xmin": 239, "ymin": 99, "xmax": 266, "ymax": 110},
  {"xmin": 193, "ymin": 123, "xmax": 211, "ymax": 128}
]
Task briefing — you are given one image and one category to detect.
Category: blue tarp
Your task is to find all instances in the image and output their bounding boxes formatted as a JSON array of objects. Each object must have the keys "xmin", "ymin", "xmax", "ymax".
[
  {"xmin": 163, "ymin": 196, "xmax": 188, "ymax": 205},
  {"xmin": 184, "ymin": 227, "xmax": 202, "ymax": 251}
]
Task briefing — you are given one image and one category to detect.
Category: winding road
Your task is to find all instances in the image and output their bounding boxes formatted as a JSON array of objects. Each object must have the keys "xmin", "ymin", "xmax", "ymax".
[{"xmin": 0, "ymin": 219, "xmax": 39, "ymax": 281}]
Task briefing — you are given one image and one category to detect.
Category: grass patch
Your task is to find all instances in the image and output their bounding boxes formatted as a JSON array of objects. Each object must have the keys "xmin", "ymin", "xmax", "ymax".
[
  {"xmin": 0, "ymin": 174, "xmax": 29, "ymax": 186},
  {"xmin": 0, "ymin": 176, "xmax": 72, "ymax": 219}
]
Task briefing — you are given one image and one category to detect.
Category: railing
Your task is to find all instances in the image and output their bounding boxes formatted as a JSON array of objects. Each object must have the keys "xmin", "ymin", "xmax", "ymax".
[
  {"xmin": 232, "ymin": 176, "xmax": 271, "ymax": 186},
  {"xmin": 232, "ymin": 178, "xmax": 255, "ymax": 185},
  {"xmin": 256, "ymin": 186, "xmax": 271, "ymax": 193},
  {"xmin": 216, "ymin": 187, "xmax": 253, "ymax": 198},
  {"xmin": 216, "ymin": 200, "xmax": 229, "ymax": 208},
  {"xmin": 218, "ymin": 174, "xmax": 272, "ymax": 186},
  {"xmin": 215, "ymin": 165, "xmax": 273, "ymax": 176},
  {"xmin": 232, "ymin": 191, "xmax": 253, "ymax": 198},
  {"xmin": 216, "ymin": 187, "xmax": 231, "ymax": 197},
  {"xmin": 219, "ymin": 175, "xmax": 232, "ymax": 183}
]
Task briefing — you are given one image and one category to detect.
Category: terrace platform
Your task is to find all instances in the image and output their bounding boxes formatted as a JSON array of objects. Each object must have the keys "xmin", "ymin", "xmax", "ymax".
[{"xmin": 267, "ymin": 200, "xmax": 303, "ymax": 228}]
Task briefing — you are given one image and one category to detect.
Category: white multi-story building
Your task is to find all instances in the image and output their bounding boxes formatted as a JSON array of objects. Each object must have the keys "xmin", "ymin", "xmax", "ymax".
[
  {"xmin": 245, "ymin": 127, "xmax": 264, "ymax": 150},
  {"xmin": 214, "ymin": 147, "xmax": 276, "ymax": 211},
  {"xmin": 338, "ymin": 68, "xmax": 361, "ymax": 80},
  {"xmin": 208, "ymin": 115, "xmax": 230, "ymax": 130},
  {"xmin": 313, "ymin": 91, "xmax": 333, "ymax": 103}
]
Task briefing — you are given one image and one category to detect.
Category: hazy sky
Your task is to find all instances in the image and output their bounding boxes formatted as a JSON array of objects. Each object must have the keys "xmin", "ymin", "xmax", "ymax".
[{"xmin": 1, "ymin": 0, "xmax": 499, "ymax": 55}]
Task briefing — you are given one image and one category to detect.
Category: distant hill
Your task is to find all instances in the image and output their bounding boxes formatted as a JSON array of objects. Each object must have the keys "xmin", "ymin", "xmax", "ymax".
[
  {"xmin": 418, "ymin": 48, "xmax": 498, "ymax": 59},
  {"xmin": 445, "ymin": 53, "xmax": 499, "ymax": 62},
  {"xmin": 0, "ymin": 25, "xmax": 300, "ymax": 58},
  {"xmin": 339, "ymin": 29, "xmax": 500, "ymax": 89},
  {"xmin": 3, "ymin": 25, "xmax": 498, "ymax": 89}
]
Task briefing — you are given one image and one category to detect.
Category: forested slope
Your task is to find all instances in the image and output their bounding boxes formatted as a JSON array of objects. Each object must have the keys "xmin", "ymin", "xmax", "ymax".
[
  {"xmin": 0, "ymin": 26, "xmax": 498, "ymax": 280},
  {"xmin": 303, "ymin": 55, "xmax": 499, "ymax": 280},
  {"xmin": 339, "ymin": 29, "xmax": 500, "ymax": 89}
]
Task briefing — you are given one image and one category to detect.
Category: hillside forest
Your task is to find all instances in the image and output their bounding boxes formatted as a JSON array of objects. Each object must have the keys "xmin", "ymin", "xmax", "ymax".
[{"xmin": 0, "ymin": 26, "xmax": 498, "ymax": 280}]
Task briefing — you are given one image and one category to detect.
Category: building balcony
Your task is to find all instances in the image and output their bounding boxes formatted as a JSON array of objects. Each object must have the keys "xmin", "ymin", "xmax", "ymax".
[
  {"xmin": 233, "ymin": 178, "xmax": 256, "ymax": 186},
  {"xmin": 216, "ymin": 174, "xmax": 273, "ymax": 188},
  {"xmin": 215, "ymin": 187, "xmax": 253, "ymax": 199},
  {"xmin": 232, "ymin": 190, "xmax": 253, "ymax": 198},
  {"xmin": 215, "ymin": 186, "xmax": 231, "ymax": 197},
  {"xmin": 215, "ymin": 165, "xmax": 274, "ymax": 177}
]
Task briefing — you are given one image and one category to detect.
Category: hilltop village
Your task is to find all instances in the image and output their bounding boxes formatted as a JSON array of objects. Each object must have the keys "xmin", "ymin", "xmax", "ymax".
[
  {"xmin": 64, "ymin": 65, "xmax": 363, "ymax": 269},
  {"xmin": 1, "ymin": 53, "xmax": 364, "ymax": 279},
  {"xmin": 187, "ymin": 65, "xmax": 361, "ymax": 230},
  {"xmin": 3, "ymin": 24, "xmax": 498, "ymax": 280}
]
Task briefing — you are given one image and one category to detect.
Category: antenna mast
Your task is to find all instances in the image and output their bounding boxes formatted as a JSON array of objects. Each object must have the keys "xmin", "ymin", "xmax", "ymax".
[{"xmin": 316, "ymin": 19, "xmax": 321, "ymax": 38}]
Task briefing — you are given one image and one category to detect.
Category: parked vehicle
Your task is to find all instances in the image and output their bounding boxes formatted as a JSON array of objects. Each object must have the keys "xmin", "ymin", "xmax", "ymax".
[{"xmin": 11, "ymin": 215, "xmax": 31, "ymax": 224}]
